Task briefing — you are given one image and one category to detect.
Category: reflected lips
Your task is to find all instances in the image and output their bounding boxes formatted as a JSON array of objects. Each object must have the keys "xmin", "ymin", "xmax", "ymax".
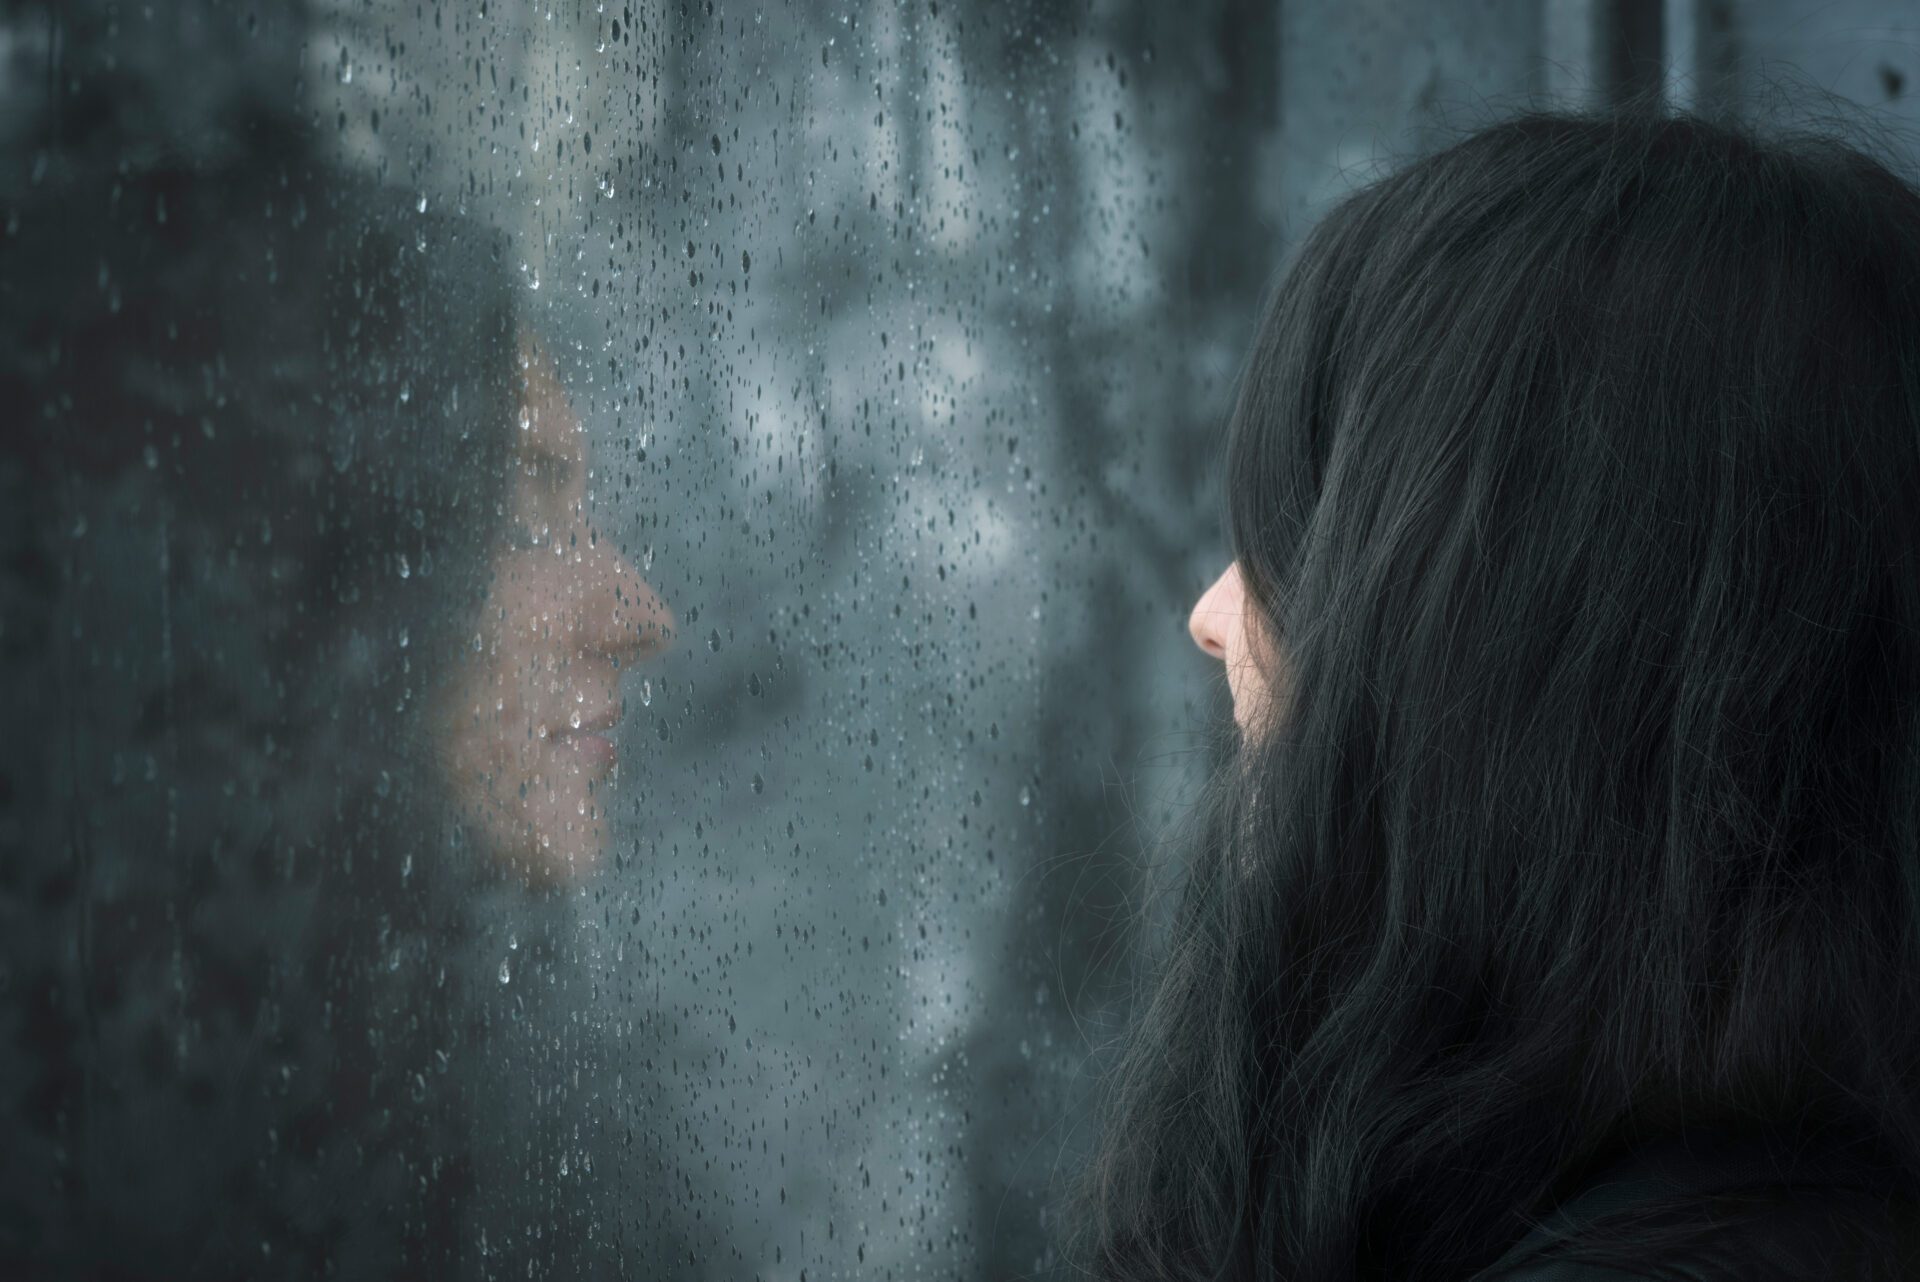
[
  {"xmin": 564, "ymin": 732, "xmax": 618, "ymax": 770},
  {"xmin": 554, "ymin": 708, "xmax": 620, "ymax": 770}
]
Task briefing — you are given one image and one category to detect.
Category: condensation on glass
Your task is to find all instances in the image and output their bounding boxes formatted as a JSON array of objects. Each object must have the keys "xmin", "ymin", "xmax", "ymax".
[{"xmin": 0, "ymin": 2, "xmax": 1253, "ymax": 1277}]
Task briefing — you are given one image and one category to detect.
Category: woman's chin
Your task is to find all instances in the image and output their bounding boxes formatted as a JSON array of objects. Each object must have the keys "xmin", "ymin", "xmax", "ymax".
[
  {"xmin": 458, "ymin": 801, "xmax": 611, "ymax": 887},
  {"xmin": 447, "ymin": 762, "xmax": 617, "ymax": 886},
  {"xmin": 519, "ymin": 818, "xmax": 610, "ymax": 885}
]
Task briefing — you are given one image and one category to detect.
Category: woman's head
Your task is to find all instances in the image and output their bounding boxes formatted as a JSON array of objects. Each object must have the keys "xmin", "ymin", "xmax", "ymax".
[
  {"xmin": 4, "ymin": 151, "xmax": 524, "ymax": 859},
  {"xmin": 1098, "ymin": 97, "xmax": 1920, "ymax": 1281},
  {"xmin": 0, "ymin": 144, "xmax": 519, "ymax": 1270},
  {"xmin": 2, "ymin": 0, "xmax": 673, "ymax": 889},
  {"xmin": 1, "ymin": 23, "xmax": 665, "ymax": 1261}
]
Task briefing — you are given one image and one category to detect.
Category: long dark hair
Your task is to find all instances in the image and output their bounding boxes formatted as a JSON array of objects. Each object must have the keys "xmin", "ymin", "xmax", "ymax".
[
  {"xmin": 1064, "ymin": 95, "xmax": 1920, "ymax": 1281},
  {"xmin": 0, "ymin": 3, "xmax": 525, "ymax": 1272}
]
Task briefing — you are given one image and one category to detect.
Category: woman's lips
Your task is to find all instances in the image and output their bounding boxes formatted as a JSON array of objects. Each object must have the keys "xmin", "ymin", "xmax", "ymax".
[{"xmin": 557, "ymin": 731, "xmax": 618, "ymax": 770}]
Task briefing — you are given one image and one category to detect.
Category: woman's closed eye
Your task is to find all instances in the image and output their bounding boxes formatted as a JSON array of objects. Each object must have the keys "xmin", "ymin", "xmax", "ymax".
[
  {"xmin": 520, "ymin": 454, "xmax": 572, "ymax": 495},
  {"xmin": 504, "ymin": 518, "xmax": 547, "ymax": 551},
  {"xmin": 512, "ymin": 454, "xmax": 582, "ymax": 523}
]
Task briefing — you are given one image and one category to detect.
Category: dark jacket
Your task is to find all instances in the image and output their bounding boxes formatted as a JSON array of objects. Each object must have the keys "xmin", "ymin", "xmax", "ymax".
[{"xmin": 1479, "ymin": 1127, "xmax": 1919, "ymax": 1281}]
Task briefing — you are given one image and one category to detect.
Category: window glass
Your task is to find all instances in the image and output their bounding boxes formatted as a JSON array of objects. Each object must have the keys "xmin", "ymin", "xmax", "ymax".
[{"xmin": 1, "ymin": 2, "xmax": 1267, "ymax": 1277}]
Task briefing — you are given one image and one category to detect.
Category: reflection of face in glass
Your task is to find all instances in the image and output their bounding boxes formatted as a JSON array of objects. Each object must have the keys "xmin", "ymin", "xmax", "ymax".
[{"xmin": 441, "ymin": 333, "xmax": 673, "ymax": 882}]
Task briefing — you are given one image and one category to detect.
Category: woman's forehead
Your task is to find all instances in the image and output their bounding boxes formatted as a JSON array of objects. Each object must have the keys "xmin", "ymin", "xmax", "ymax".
[{"xmin": 515, "ymin": 338, "xmax": 585, "ymax": 463}]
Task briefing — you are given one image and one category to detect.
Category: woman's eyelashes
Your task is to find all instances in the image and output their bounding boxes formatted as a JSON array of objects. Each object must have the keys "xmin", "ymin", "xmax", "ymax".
[
  {"xmin": 520, "ymin": 454, "xmax": 567, "ymax": 494},
  {"xmin": 494, "ymin": 464, "xmax": 566, "ymax": 551},
  {"xmin": 516, "ymin": 454, "xmax": 584, "ymax": 517}
]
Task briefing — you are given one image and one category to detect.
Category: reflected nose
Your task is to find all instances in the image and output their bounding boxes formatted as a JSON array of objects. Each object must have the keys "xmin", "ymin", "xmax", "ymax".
[
  {"xmin": 1187, "ymin": 563, "xmax": 1237, "ymax": 660},
  {"xmin": 583, "ymin": 536, "xmax": 674, "ymax": 664}
]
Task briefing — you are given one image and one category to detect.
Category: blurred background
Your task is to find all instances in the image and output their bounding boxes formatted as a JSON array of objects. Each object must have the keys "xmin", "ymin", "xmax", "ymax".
[{"xmin": 3, "ymin": 1, "xmax": 1917, "ymax": 1279}]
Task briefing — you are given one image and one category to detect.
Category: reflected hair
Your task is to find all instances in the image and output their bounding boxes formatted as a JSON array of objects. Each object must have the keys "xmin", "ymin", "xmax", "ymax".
[
  {"xmin": 0, "ymin": 27, "xmax": 522, "ymax": 1271},
  {"xmin": 1064, "ymin": 94, "xmax": 1920, "ymax": 1281}
]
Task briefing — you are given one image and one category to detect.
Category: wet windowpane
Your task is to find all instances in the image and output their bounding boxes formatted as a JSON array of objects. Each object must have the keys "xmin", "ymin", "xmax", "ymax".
[{"xmin": 1, "ymin": 4, "xmax": 1266, "ymax": 1276}]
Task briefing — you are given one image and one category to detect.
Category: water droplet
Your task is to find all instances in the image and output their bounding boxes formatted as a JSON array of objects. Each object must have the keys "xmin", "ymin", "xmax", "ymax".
[
  {"xmin": 498, "ymin": 957, "xmax": 511, "ymax": 984},
  {"xmin": 417, "ymin": 193, "xmax": 428, "ymax": 214},
  {"xmin": 397, "ymin": 553, "xmax": 410, "ymax": 579},
  {"xmin": 707, "ymin": 628, "xmax": 721, "ymax": 652},
  {"xmin": 751, "ymin": 773, "xmax": 764, "ymax": 794},
  {"xmin": 640, "ymin": 678, "xmax": 652, "ymax": 707},
  {"xmin": 1019, "ymin": 785, "xmax": 1032, "ymax": 807},
  {"xmin": 508, "ymin": 933, "xmax": 518, "ymax": 951}
]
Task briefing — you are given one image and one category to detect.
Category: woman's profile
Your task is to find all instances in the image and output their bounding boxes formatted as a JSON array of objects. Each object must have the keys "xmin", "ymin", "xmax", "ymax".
[
  {"xmin": 0, "ymin": 11, "xmax": 671, "ymax": 1274},
  {"xmin": 1066, "ymin": 95, "xmax": 1920, "ymax": 1281}
]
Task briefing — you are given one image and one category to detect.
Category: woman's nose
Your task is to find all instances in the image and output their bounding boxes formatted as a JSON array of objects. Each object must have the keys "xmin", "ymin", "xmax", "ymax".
[
  {"xmin": 1187, "ymin": 563, "xmax": 1236, "ymax": 660},
  {"xmin": 586, "ymin": 539, "xmax": 673, "ymax": 664}
]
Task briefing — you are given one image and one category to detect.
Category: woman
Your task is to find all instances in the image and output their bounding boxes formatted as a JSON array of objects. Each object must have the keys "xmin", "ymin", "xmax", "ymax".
[
  {"xmin": 0, "ymin": 21, "xmax": 669, "ymax": 1276},
  {"xmin": 1067, "ymin": 98, "xmax": 1920, "ymax": 1280}
]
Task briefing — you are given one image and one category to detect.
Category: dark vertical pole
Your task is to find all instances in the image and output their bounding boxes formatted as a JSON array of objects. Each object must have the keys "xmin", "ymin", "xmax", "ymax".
[
  {"xmin": 1663, "ymin": 0, "xmax": 1742, "ymax": 120},
  {"xmin": 1603, "ymin": 0, "xmax": 1666, "ymax": 105}
]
